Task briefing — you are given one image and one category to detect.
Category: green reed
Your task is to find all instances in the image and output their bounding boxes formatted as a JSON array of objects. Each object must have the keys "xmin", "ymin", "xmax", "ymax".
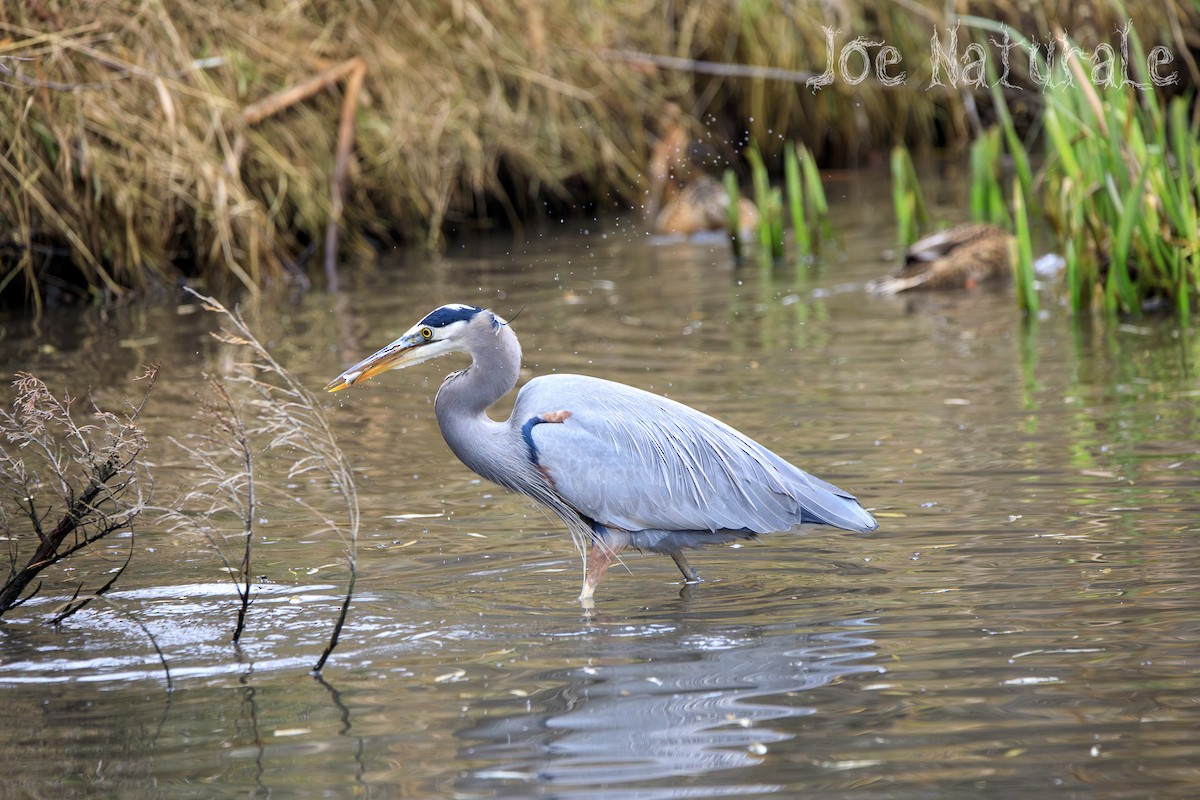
[
  {"xmin": 724, "ymin": 169, "xmax": 745, "ymax": 261},
  {"xmin": 969, "ymin": 128, "xmax": 1011, "ymax": 228},
  {"xmin": 785, "ymin": 145, "xmax": 806, "ymax": 252},
  {"xmin": 966, "ymin": 125, "xmax": 1041, "ymax": 313},
  {"xmin": 785, "ymin": 142, "xmax": 829, "ymax": 257},
  {"xmin": 890, "ymin": 145, "xmax": 929, "ymax": 251},
  {"xmin": 747, "ymin": 147, "xmax": 785, "ymax": 262},
  {"xmin": 966, "ymin": 13, "xmax": 1199, "ymax": 320},
  {"xmin": 1012, "ymin": 178, "xmax": 1038, "ymax": 315},
  {"xmin": 734, "ymin": 142, "xmax": 831, "ymax": 264}
]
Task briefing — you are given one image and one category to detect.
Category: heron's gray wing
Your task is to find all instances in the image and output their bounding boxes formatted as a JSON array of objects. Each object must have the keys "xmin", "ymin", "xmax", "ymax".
[{"xmin": 513, "ymin": 375, "xmax": 876, "ymax": 534}]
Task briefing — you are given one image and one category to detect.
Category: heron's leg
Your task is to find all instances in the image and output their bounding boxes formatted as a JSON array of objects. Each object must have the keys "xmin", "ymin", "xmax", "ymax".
[
  {"xmin": 670, "ymin": 551, "xmax": 701, "ymax": 584},
  {"xmin": 579, "ymin": 532, "xmax": 628, "ymax": 605}
]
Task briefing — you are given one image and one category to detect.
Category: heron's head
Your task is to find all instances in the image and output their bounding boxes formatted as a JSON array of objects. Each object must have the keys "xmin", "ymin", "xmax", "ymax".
[{"xmin": 325, "ymin": 304, "xmax": 508, "ymax": 392}]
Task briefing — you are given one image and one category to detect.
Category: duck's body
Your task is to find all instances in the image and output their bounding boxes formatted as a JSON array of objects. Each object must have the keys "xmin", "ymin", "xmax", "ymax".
[
  {"xmin": 871, "ymin": 223, "xmax": 1014, "ymax": 295},
  {"xmin": 653, "ymin": 175, "xmax": 760, "ymax": 237}
]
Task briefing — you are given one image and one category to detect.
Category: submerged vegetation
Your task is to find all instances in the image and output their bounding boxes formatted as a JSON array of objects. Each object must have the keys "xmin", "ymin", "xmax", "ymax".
[{"xmin": 0, "ymin": 1, "xmax": 1197, "ymax": 316}]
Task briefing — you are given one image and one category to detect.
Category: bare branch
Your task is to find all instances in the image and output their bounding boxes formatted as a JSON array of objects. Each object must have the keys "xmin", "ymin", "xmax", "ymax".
[
  {"xmin": 0, "ymin": 368, "xmax": 156, "ymax": 617},
  {"xmin": 50, "ymin": 528, "xmax": 137, "ymax": 624}
]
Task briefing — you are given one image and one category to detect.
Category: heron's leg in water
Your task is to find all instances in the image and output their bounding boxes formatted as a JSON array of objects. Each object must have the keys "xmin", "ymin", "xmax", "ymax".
[
  {"xmin": 670, "ymin": 551, "xmax": 701, "ymax": 584},
  {"xmin": 579, "ymin": 529, "xmax": 629, "ymax": 604}
]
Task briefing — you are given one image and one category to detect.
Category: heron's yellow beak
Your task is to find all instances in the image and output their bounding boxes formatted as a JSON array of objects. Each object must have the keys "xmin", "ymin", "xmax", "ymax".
[{"xmin": 324, "ymin": 336, "xmax": 423, "ymax": 392}]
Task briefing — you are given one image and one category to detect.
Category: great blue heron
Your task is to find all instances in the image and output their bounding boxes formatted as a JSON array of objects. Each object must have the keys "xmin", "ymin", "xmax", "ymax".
[{"xmin": 326, "ymin": 304, "xmax": 877, "ymax": 605}]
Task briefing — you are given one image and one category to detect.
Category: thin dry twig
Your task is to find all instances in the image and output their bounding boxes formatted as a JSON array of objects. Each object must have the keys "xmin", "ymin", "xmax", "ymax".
[
  {"xmin": 240, "ymin": 57, "xmax": 367, "ymax": 291},
  {"xmin": 600, "ymin": 49, "xmax": 820, "ymax": 84},
  {"xmin": 239, "ymin": 57, "xmax": 366, "ymax": 126},
  {"xmin": 325, "ymin": 58, "xmax": 367, "ymax": 293},
  {"xmin": 160, "ymin": 376, "xmax": 257, "ymax": 642},
  {"xmin": 167, "ymin": 288, "xmax": 359, "ymax": 672}
]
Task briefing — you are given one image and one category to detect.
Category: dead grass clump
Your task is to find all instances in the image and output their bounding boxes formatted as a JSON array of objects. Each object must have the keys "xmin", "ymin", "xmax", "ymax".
[
  {"xmin": 0, "ymin": 0, "xmax": 676, "ymax": 305},
  {"xmin": 0, "ymin": 2, "xmax": 1195, "ymax": 306},
  {"xmin": 684, "ymin": 1, "xmax": 1197, "ymax": 165}
]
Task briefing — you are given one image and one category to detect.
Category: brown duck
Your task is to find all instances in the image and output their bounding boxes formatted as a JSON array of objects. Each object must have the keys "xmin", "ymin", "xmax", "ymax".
[
  {"xmin": 653, "ymin": 174, "xmax": 760, "ymax": 237},
  {"xmin": 871, "ymin": 223, "xmax": 1014, "ymax": 295},
  {"xmin": 644, "ymin": 104, "xmax": 759, "ymax": 237}
]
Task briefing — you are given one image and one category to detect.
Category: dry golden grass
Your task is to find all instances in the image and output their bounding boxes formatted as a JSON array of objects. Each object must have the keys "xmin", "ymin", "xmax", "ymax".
[{"xmin": 0, "ymin": 1, "xmax": 1194, "ymax": 306}]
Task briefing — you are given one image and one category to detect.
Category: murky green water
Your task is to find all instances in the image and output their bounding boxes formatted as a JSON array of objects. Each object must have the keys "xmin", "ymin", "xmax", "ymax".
[{"xmin": 2, "ymin": 171, "xmax": 1199, "ymax": 798}]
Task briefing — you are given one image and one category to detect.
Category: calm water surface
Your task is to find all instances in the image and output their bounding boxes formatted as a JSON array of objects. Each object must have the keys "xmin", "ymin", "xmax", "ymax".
[{"xmin": 1, "ymin": 172, "xmax": 1199, "ymax": 798}]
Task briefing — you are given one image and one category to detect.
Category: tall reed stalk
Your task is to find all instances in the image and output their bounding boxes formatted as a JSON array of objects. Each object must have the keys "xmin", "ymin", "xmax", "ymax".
[
  {"xmin": 891, "ymin": 146, "xmax": 929, "ymax": 251},
  {"xmin": 723, "ymin": 170, "xmax": 745, "ymax": 261},
  {"xmin": 1012, "ymin": 179, "xmax": 1038, "ymax": 315},
  {"xmin": 737, "ymin": 142, "xmax": 830, "ymax": 265},
  {"xmin": 969, "ymin": 129, "xmax": 1011, "ymax": 228},
  {"xmin": 747, "ymin": 147, "xmax": 785, "ymax": 262},
  {"xmin": 785, "ymin": 142, "xmax": 830, "ymax": 258}
]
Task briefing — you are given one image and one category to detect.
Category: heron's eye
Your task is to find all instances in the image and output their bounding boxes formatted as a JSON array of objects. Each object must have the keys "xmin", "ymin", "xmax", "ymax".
[{"xmin": 420, "ymin": 327, "xmax": 434, "ymax": 340}]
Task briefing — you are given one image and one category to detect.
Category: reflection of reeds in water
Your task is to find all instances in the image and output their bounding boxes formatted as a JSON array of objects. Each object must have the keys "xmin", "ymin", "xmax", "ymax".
[
  {"xmin": 457, "ymin": 625, "xmax": 880, "ymax": 793},
  {"xmin": 164, "ymin": 290, "xmax": 359, "ymax": 671}
]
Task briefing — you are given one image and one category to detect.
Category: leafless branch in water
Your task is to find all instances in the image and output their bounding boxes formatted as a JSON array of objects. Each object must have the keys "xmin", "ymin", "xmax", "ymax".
[
  {"xmin": 94, "ymin": 593, "xmax": 174, "ymax": 692},
  {"xmin": 0, "ymin": 367, "xmax": 157, "ymax": 618}
]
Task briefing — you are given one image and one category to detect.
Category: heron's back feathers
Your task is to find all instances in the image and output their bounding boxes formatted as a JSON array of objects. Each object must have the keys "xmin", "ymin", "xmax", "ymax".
[{"xmin": 513, "ymin": 374, "xmax": 877, "ymax": 539}]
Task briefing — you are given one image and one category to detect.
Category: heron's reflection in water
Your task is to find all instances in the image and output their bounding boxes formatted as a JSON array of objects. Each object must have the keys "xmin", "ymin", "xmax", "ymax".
[{"xmin": 456, "ymin": 620, "xmax": 880, "ymax": 798}]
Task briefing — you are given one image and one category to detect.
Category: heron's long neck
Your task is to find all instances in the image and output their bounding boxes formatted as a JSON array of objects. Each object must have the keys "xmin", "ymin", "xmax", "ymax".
[{"xmin": 434, "ymin": 324, "xmax": 523, "ymax": 488}]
